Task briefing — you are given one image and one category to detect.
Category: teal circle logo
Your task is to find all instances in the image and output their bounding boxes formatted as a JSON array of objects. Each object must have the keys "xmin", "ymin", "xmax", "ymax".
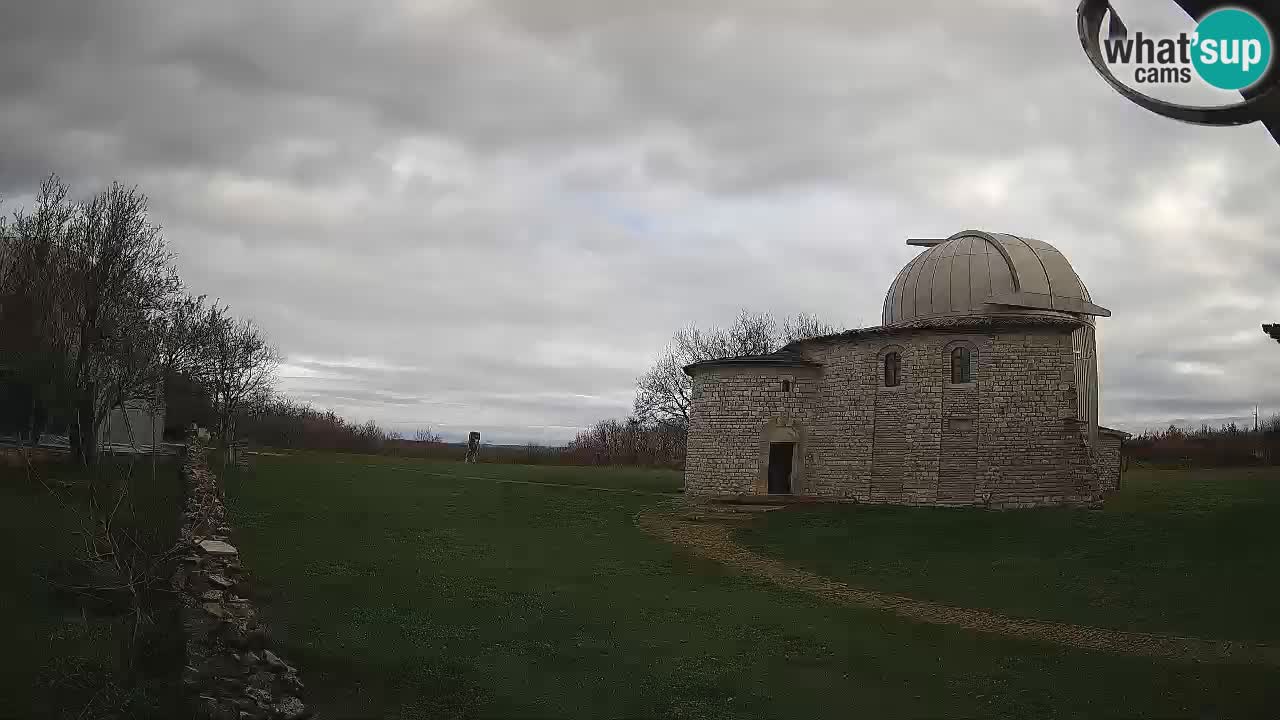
[{"xmin": 1191, "ymin": 8, "xmax": 1272, "ymax": 90}]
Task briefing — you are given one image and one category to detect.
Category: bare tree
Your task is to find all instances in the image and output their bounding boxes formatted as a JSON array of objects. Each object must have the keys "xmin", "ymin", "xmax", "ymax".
[
  {"xmin": 781, "ymin": 312, "xmax": 840, "ymax": 345},
  {"xmin": 124, "ymin": 291, "xmax": 219, "ymax": 472},
  {"xmin": 205, "ymin": 308, "xmax": 280, "ymax": 457},
  {"xmin": 355, "ymin": 419, "xmax": 388, "ymax": 450},
  {"xmin": 0, "ymin": 178, "xmax": 79, "ymax": 442},
  {"xmin": 4, "ymin": 182, "xmax": 187, "ymax": 672},
  {"xmin": 67, "ymin": 182, "xmax": 182, "ymax": 463},
  {"xmin": 633, "ymin": 309, "xmax": 840, "ymax": 427},
  {"xmin": 414, "ymin": 427, "xmax": 443, "ymax": 443},
  {"xmin": 2, "ymin": 176, "xmax": 181, "ymax": 463},
  {"xmin": 562, "ymin": 415, "xmax": 688, "ymax": 468},
  {"xmin": 157, "ymin": 293, "xmax": 221, "ymax": 383}
]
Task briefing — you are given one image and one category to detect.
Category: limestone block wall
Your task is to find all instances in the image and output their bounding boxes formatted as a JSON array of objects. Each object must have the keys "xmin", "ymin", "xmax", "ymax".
[
  {"xmin": 786, "ymin": 342, "xmax": 878, "ymax": 499},
  {"xmin": 799, "ymin": 331, "xmax": 995, "ymax": 505},
  {"xmin": 976, "ymin": 331, "xmax": 1098, "ymax": 507},
  {"xmin": 938, "ymin": 377, "xmax": 980, "ymax": 505},
  {"xmin": 684, "ymin": 323, "xmax": 1121, "ymax": 507},
  {"xmin": 171, "ymin": 437, "xmax": 309, "ymax": 720},
  {"xmin": 684, "ymin": 366, "xmax": 819, "ymax": 495},
  {"xmin": 1095, "ymin": 429, "xmax": 1126, "ymax": 493}
]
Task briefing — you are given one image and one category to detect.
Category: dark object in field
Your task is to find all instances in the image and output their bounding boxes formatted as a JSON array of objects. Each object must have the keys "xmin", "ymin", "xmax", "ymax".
[
  {"xmin": 465, "ymin": 431, "xmax": 480, "ymax": 463},
  {"xmin": 1264, "ymin": 324, "xmax": 1280, "ymax": 344}
]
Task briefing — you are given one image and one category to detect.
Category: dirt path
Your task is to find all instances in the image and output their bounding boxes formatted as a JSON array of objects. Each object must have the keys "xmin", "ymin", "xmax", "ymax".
[{"xmin": 637, "ymin": 510, "xmax": 1280, "ymax": 666}]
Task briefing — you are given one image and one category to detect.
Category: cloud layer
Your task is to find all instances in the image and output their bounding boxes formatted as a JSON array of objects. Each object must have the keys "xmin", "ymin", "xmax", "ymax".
[{"xmin": 3, "ymin": 0, "xmax": 1277, "ymax": 442}]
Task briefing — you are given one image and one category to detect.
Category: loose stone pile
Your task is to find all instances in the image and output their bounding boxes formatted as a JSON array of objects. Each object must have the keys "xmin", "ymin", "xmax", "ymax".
[{"xmin": 172, "ymin": 435, "xmax": 309, "ymax": 720}]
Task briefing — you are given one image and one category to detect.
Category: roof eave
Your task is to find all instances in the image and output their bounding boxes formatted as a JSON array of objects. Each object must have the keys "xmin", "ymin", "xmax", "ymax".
[
  {"xmin": 683, "ymin": 354, "xmax": 822, "ymax": 376},
  {"xmin": 1098, "ymin": 425, "xmax": 1132, "ymax": 439},
  {"xmin": 987, "ymin": 292, "xmax": 1111, "ymax": 318}
]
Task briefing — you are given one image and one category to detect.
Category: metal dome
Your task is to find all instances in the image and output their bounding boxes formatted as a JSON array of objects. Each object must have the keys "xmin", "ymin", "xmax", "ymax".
[{"xmin": 882, "ymin": 230, "xmax": 1110, "ymax": 326}]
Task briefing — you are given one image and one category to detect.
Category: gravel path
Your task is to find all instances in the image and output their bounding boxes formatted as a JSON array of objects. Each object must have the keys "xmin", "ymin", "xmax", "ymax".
[{"xmin": 637, "ymin": 510, "xmax": 1280, "ymax": 666}]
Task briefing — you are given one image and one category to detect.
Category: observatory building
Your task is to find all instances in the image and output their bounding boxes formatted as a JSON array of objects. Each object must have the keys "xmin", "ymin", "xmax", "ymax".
[{"xmin": 683, "ymin": 230, "xmax": 1127, "ymax": 508}]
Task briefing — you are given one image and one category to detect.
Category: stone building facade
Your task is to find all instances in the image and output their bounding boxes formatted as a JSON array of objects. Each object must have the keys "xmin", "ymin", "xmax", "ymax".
[{"xmin": 684, "ymin": 230, "xmax": 1128, "ymax": 508}]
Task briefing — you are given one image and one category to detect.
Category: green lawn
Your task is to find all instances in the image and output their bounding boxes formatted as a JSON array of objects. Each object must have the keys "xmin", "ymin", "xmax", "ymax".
[
  {"xmin": 226, "ymin": 455, "xmax": 1280, "ymax": 719},
  {"xmin": 285, "ymin": 451, "xmax": 684, "ymax": 493},
  {"xmin": 0, "ymin": 456, "xmax": 183, "ymax": 720},
  {"xmin": 739, "ymin": 464, "xmax": 1280, "ymax": 643}
]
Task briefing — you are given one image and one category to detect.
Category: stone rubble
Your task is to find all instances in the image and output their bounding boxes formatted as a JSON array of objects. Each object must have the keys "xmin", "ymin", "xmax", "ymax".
[
  {"xmin": 171, "ymin": 434, "xmax": 311, "ymax": 720},
  {"xmin": 199, "ymin": 539, "xmax": 240, "ymax": 556}
]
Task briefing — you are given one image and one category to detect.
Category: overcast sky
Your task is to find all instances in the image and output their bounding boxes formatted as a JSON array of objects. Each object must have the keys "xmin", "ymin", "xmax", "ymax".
[{"xmin": 3, "ymin": 0, "xmax": 1277, "ymax": 443}]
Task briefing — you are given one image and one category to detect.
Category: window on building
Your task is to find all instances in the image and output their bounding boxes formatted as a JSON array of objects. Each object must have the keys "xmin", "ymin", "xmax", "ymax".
[
  {"xmin": 781, "ymin": 379, "xmax": 792, "ymax": 392},
  {"xmin": 883, "ymin": 351, "xmax": 901, "ymax": 387},
  {"xmin": 951, "ymin": 347, "xmax": 973, "ymax": 383}
]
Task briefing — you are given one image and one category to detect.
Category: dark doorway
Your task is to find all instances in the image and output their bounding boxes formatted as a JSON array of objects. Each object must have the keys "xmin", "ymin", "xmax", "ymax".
[{"xmin": 767, "ymin": 442, "xmax": 794, "ymax": 494}]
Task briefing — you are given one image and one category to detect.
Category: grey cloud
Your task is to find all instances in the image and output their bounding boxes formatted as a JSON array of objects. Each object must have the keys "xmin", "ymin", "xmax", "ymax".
[{"xmin": 2, "ymin": 0, "xmax": 1278, "ymax": 443}]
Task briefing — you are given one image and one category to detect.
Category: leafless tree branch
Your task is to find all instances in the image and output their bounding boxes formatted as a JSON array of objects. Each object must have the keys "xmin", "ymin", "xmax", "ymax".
[{"xmin": 633, "ymin": 309, "xmax": 841, "ymax": 427}]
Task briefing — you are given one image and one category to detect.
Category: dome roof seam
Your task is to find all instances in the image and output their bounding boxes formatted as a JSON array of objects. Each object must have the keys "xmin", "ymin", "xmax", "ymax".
[{"xmin": 1016, "ymin": 234, "xmax": 1055, "ymax": 299}]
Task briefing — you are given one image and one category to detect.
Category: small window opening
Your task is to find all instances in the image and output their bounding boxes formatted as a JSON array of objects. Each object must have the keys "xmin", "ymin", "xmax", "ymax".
[
  {"xmin": 951, "ymin": 347, "xmax": 973, "ymax": 384},
  {"xmin": 781, "ymin": 380, "xmax": 792, "ymax": 392},
  {"xmin": 883, "ymin": 352, "xmax": 901, "ymax": 387}
]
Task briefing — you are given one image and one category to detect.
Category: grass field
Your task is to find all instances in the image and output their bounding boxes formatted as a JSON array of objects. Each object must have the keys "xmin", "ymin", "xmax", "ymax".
[
  {"xmin": 225, "ymin": 455, "xmax": 1280, "ymax": 719},
  {"xmin": 739, "ymin": 464, "xmax": 1280, "ymax": 643},
  {"xmin": 0, "ymin": 456, "xmax": 183, "ymax": 720}
]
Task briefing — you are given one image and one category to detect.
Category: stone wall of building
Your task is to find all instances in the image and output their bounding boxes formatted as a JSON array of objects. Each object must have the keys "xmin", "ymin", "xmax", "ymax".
[
  {"xmin": 684, "ymin": 366, "xmax": 820, "ymax": 495},
  {"xmin": 974, "ymin": 331, "xmax": 1098, "ymax": 507},
  {"xmin": 800, "ymin": 330, "xmax": 1004, "ymax": 505},
  {"xmin": 684, "ymin": 323, "xmax": 1119, "ymax": 508},
  {"xmin": 171, "ymin": 437, "xmax": 309, "ymax": 720},
  {"xmin": 1095, "ymin": 428, "xmax": 1127, "ymax": 493}
]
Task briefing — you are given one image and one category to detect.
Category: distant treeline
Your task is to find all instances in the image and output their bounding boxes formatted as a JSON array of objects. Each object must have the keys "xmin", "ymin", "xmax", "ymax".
[
  {"xmin": 562, "ymin": 418, "xmax": 686, "ymax": 468},
  {"xmin": 232, "ymin": 397, "xmax": 399, "ymax": 454},
  {"xmin": 1125, "ymin": 416, "xmax": 1280, "ymax": 466},
  {"xmin": 206, "ymin": 396, "xmax": 688, "ymax": 469},
  {"xmin": 158, "ymin": 305, "xmax": 836, "ymax": 469},
  {"xmin": 202, "ymin": 385, "xmax": 1280, "ymax": 471},
  {"xmin": 384, "ymin": 418, "xmax": 687, "ymax": 469}
]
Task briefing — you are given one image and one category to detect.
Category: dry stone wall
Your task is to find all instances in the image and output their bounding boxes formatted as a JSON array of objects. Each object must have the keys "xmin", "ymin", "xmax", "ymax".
[
  {"xmin": 171, "ymin": 436, "xmax": 310, "ymax": 720},
  {"xmin": 685, "ymin": 323, "xmax": 1121, "ymax": 508},
  {"xmin": 0, "ymin": 445, "xmax": 69, "ymax": 466}
]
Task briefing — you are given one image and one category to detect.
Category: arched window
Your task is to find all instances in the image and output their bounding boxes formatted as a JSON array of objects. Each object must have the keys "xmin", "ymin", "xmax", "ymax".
[
  {"xmin": 950, "ymin": 346, "xmax": 972, "ymax": 384},
  {"xmin": 884, "ymin": 351, "xmax": 901, "ymax": 387}
]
